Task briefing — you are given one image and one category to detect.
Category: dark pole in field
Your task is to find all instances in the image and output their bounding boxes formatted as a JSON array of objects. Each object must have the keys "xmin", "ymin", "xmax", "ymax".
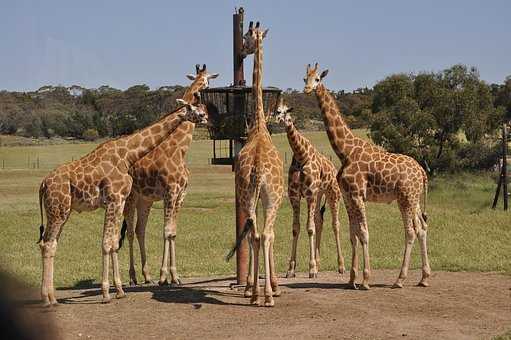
[
  {"xmin": 492, "ymin": 123, "xmax": 509, "ymax": 210},
  {"xmin": 233, "ymin": 7, "xmax": 248, "ymax": 285},
  {"xmin": 502, "ymin": 124, "xmax": 508, "ymax": 210}
]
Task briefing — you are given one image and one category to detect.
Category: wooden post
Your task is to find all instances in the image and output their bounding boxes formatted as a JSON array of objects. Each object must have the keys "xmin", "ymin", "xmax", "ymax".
[{"xmin": 233, "ymin": 7, "xmax": 248, "ymax": 285}]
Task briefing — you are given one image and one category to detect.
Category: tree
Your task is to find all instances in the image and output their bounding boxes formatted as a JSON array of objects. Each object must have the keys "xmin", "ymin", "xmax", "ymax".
[{"xmin": 369, "ymin": 65, "xmax": 502, "ymax": 173}]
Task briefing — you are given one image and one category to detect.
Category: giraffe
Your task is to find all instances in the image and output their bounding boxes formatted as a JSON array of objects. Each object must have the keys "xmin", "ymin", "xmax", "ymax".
[
  {"xmin": 271, "ymin": 99, "xmax": 345, "ymax": 279},
  {"xmin": 303, "ymin": 63, "xmax": 431, "ymax": 290},
  {"xmin": 37, "ymin": 98, "xmax": 208, "ymax": 306},
  {"xmin": 226, "ymin": 22, "xmax": 284, "ymax": 307},
  {"xmin": 119, "ymin": 64, "xmax": 219, "ymax": 286}
]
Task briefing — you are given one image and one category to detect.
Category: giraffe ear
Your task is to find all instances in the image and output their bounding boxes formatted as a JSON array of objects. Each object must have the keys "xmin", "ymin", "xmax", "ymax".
[
  {"xmin": 208, "ymin": 73, "xmax": 219, "ymax": 79},
  {"xmin": 186, "ymin": 74, "xmax": 196, "ymax": 81},
  {"xmin": 262, "ymin": 29, "xmax": 269, "ymax": 39},
  {"xmin": 287, "ymin": 107, "xmax": 294, "ymax": 113},
  {"xmin": 176, "ymin": 98, "xmax": 188, "ymax": 106},
  {"xmin": 320, "ymin": 70, "xmax": 329, "ymax": 79}
]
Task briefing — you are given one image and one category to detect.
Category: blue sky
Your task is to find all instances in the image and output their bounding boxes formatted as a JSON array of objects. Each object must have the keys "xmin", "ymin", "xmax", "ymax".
[{"xmin": 1, "ymin": 0, "xmax": 509, "ymax": 91}]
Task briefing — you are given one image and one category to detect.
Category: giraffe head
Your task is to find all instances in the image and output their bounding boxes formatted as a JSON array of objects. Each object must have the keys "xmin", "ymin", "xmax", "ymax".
[
  {"xmin": 185, "ymin": 64, "xmax": 219, "ymax": 103},
  {"xmin": 304, "ymin": 63, "xmax": 329, "ymax": 94},
  {"xmin": 272, "ymin": 98, "xmax": 294, "ymax": 126},
  {"xmin": 176, "ymin": 94, "xmax": 208, "ymax": 124},
  {"xmin": 241, "ymin": 21, "xmax": 269, "ymax": 57}
]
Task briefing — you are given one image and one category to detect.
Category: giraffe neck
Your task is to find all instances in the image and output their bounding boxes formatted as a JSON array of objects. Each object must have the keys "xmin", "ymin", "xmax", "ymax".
[
  {"xmin": 315, "ymin": 83, "xmax": 355, "ymax": 161},
  {"xmin": 174, "ymin": 122, "xmax": 195, "ymax": 157},
  {"xmin": 286, "ymin": 122, "xmax": 312, "ymax": 165},
  {"xmin": 120, "ymin": 107, "xmax": 188, "ymax": 165},
  {"xmin": 252, "ymin": 33, "xmax": 266, "ymax": 131},
  {"xmin": 182, "ymin": 84, "xmax": 200, "ymax": 104}
]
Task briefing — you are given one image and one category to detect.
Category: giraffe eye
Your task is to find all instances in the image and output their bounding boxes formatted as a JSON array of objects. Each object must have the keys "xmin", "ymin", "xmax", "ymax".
[
  {"xmin": 303, "ymin": 78, "xmax": 306, "ymax": 83},
  {"xmin": 316, "ymin": 77, "xmax": 320, "ymax": 81}
]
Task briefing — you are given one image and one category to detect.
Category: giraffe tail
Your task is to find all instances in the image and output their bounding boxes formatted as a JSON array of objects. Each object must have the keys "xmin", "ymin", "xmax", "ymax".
[
  {"xmin": 37, "ymin": 182, "xmax": 45, "ymax": 244},
  {"xmin": 421, "ymin": 175, "xmax": 428, "ymax": 223},
  {"xmin": 118, "ymin": 220, "xmax": 128, "ymax": 249},
  {"xmin": 320, "ymin": 196, "xmax": 327, "ymax": 219},
  {"xmin": 225, "ymin": 218, "xmax": 254, "ymax": 262}
]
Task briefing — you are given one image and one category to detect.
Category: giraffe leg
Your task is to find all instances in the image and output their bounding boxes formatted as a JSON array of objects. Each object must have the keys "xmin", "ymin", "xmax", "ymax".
[
  {"xmin": 306, "ymin": 196, "xmax": 318, "ymax": 278},
  {"xmin": 40, "ymin": 202, "xmax": 70, "ymax": 307},
  {"xmin": 262, "ymin": 231, "xmax": 274, "ymax": 307},
  {"xmin": 286, "ymin": 196, "xmax": 300, "ymax": 278},
  {"xmin": 40, "ymin": 238, "xmax": 60, "ymax": 307},
  {"xmin": 314, "ymin": 192, "xmax": 324, "ymax": 272},
  {"xmin": 345, "ymin": 198, "xmax": 360, "ymax": 289},
  {"xmin": 101, "ymin": 200, "xmax": 126, "ymax": 303},
  {"xmin": 244, "ymin": 234, "xmax": 255, "ymax": 297},
  {"xmin": 160, "ymin": 191, "xmax": 179, "ymax": 286},
  {"xmin": 250, "ymin": 234, "xmax": 261, "ymax": 305},
  {"xmin": 417, "ymin": 211, "xmax": 431, "ymax": 287},
  {"xmin": 351, "ymin": 196, "xmax": 371, "ymax": 290},
  {"xmin": 393, "ymin": 200, "xmax": 417, "ymax": 289},
  {"xmin": 168, "ymin": 188, "xmax": 187, "ymax": 285},
  {"xmin": 262, "ymin": 204, "xmax": 279, "ymax": 307},
  {"xmin": 124, "ymin": 194, "xmax": 137, "ymax": 286},
  {"xmin": 136, "ymin": 199, "xmax": 153, "ymax": 284},
  {"xmin": 269, "ymin": 234, "xmax": 280, "ymax": 297},
  {"xmin": 111, "ymin": 251, "xmax": 125, "ymax": 299},
  {"xmin": 328, "ymin": 189, "xmax": 345, "ymax": 275}
]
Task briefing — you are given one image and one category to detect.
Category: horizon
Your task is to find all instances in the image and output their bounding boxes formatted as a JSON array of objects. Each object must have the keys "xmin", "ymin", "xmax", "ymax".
[{"xmin": 1, "ymin": 0, "xmax": 510, "ymax": 92}]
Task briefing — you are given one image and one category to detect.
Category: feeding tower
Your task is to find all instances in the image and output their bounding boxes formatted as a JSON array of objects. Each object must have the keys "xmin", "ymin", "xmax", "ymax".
[
  {"xmin": 200, "ymin": 8, "xmax": 281, "ymax": 284},
  {"xmin": 201, "ymin": 8, "xmax": 281, "ymax": 165}
]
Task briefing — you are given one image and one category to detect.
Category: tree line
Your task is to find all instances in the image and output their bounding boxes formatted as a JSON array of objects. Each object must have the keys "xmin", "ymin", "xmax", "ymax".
[{"xmin": 0, "ymin": 64, "xmax": 510, "ymax": 172}]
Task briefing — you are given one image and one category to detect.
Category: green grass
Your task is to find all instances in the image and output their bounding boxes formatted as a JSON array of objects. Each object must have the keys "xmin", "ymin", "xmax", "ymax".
[{"xmin": 0, "ymin": 131, "xmax": 509, "ymax": 288}]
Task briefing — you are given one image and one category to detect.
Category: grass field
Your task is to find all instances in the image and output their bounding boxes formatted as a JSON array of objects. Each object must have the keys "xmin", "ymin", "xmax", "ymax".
[{"xmin": 0, "ymin": 131, "xmax": 509, "ymax": 288}]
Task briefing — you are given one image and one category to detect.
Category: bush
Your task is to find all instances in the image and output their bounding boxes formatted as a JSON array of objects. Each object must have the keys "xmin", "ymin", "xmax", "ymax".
[{"xmin": 82, "ymin": 128, "xmax": 99, "ymax": 141}]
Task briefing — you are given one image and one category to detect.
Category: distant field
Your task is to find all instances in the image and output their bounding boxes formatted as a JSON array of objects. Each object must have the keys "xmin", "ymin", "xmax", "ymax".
[{"xmin": 0, "ymin": 130, "xmax": 509, "ymax": 288}]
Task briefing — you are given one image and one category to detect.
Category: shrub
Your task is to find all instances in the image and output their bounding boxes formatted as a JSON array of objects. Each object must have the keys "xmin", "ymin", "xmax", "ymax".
[{"xmin": 82, "ymin": 128, "xmax": 99, "ymax": 141}]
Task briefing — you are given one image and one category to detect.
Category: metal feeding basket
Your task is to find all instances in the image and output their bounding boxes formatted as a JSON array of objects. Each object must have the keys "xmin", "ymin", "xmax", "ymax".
[{"xmin": 201, "ymin": 86, "xmax": 282, "ymax": 140}]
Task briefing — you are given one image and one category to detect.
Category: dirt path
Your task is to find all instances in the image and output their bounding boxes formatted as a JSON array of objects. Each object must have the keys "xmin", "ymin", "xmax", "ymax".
[{"xmin": 21, "ymin": 270, "xmax": 511, "ymax": 339}]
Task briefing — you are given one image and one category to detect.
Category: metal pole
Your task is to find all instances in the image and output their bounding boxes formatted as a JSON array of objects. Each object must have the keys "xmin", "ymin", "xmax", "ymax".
[
  {"xmin": 233, "ymin": 7, "xmax": 248, "ymax": 285},
  {"xmin": 502, "ymin": 124, "xmax": 508, "ymax": 211}
]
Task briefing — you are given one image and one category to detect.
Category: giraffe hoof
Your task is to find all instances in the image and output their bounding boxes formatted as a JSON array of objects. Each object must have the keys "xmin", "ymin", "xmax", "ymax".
[
  {"xmin": 158, "ymin": 279, "xmax": 169, "ymax": 286},
  {"xmin": 42, "ymin": 301, "xmax": 51, "ymax": 308},
  {"xmin": 250, "ymin": 296, "xmax": 259, "ymax": 305},
  {"xmin": 102, "ymin": 297, "xmax": 112, "ymax": 304},
  {"xmin": 417, "ymin": 280, "xmax": 429, "ymax": 287},
  {"xmin": 309, "ymin": 272, "xmax": 318, "ymax": 279},
  {"xmin": 392, "ymin": 282, "xmax": 404, "ymax": 289},
  {"xmin": 171, "ymin": 278, "xmax": 182, "ymax": 286},
  {"xmin": 347, "ymin": 282, "xmax": 358, "ymax": 290},
  {"xmin": 116, "ymin": 291, "xmax": 127, "ymax": 299},
  {"xmin": 129, "ymin": 279, "xmax": 138, "ymax": 287},
  {"xmin": 244, "ymin": 289, "xmax": 253, "ymax": 298},
  {"xmin": 360, "ymin": 284, "xmax": 370, "ymax": 290},
  {"xmin": 264, "ymin": 298, "xmax": 275, "ymax": 307},
  {"xmin": 272, "ymin": 288, "xmax": 281, "ymax": 297},
  {"xmin": 286, "ymin": 271, "xmax": 296, "ymax": 278},
  {"xmin": 145, "ymin": 280, "xmax": 155, "ymax": 285},
  {"xmin": 338, "ymin": 267, "xmax": 346, "ymax": 275}
]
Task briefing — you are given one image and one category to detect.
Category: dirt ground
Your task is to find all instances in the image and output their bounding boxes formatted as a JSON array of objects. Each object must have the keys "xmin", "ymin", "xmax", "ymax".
[{"xmin": 18, "ymin": 270, "xmax": 511, "ymax": 340}]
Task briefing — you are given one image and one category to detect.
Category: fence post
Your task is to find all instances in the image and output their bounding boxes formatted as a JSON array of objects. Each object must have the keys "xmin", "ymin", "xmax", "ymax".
[{"xmin": 37, "ymin": 156, "xmax": 40, "ymax": 169}]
